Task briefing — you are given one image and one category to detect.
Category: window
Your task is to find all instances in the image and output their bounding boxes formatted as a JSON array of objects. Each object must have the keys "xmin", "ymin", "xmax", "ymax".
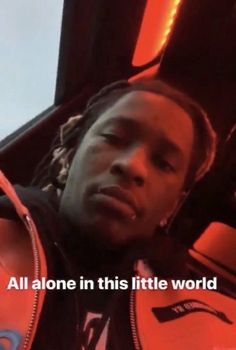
[{"xmin": 0, "ymin": 0, "xmax": 64, "ymax": 140}]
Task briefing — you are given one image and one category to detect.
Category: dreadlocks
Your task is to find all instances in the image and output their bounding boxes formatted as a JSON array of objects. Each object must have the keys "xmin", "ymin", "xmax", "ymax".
[{"xmin": 32, "ymin": 78, "xmax": 217, "ymax": 195}]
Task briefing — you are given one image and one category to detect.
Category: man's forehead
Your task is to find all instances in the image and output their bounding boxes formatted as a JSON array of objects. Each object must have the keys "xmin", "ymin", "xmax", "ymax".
[
  {"xmin": 97, "ymin": 90, "xmax": 191, "ymax": 123},
  {"xmin": 93, "ymin": 91, "xmax": 193, "ymax": 146},
  {"xmin": 106, "ymin": 90, "xmax": 167, "ymax": 114}
]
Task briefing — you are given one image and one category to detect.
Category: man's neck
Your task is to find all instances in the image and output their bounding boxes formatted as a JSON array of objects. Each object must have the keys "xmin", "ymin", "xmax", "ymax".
[{"xmin": 61, "ymin": 224, "xmax": 135, "ymax": 279}]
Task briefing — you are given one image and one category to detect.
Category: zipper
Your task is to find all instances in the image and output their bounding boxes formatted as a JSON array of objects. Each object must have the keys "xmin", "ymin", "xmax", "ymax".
[
  {"xmin": 129, "ymin": 290, "xmax": 142, "ymax": 350},
  {"xmin": 22, "ymin": 214, "xmax": 41, "ymax": 350}
]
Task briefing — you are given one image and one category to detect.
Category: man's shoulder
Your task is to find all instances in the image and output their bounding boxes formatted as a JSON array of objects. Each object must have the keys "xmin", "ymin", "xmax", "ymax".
[{"xmin": 0, "ymin": 185, "xmax": 63, "ymax": 251}]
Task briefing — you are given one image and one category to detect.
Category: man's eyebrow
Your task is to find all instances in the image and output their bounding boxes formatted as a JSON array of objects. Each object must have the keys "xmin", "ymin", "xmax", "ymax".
[
  {"xmin": 102, "ymin": 115, "xmax": 139, "ymax": 128},
  {"xmin": 157, "ymin": 137, "xmax": 185, "ymax": 160}
]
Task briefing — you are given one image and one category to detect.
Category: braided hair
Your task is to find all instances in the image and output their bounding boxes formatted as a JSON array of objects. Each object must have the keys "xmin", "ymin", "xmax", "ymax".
[{"xmin": 32, "ymin": 78, "xmax": 217, "ymax": 197}]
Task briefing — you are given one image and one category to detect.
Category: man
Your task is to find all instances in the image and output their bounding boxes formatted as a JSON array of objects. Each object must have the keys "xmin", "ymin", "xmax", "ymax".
[{"xmin": 1, "ymin": 78, "xmax": 230, "ymax": 350}]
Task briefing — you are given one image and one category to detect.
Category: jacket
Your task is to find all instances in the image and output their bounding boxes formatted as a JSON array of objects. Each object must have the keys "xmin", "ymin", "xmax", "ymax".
[{"xmin": 1, "ymin": 170, "xmax": 236, "ymax": 350}]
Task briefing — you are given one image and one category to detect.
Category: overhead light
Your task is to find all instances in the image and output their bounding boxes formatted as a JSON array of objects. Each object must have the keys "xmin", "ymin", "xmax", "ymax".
[{"xmin": 132, "ymin": 0, "xmax": 182, "ymax": 66}]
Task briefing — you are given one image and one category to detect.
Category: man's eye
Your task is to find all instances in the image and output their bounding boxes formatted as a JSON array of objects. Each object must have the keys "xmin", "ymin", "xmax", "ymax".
[
  {"xmin": 101, "ymin": 133, "xmax": 125, "ymax": 145},
  {"xmin": 153, "ymin": 156, "xmax": 175, "ymax": 173}
]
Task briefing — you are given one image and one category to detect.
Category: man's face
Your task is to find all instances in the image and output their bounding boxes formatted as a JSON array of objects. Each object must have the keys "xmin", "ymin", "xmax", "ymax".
[{"xmin": 60, "ymin": 91, "xmax": 194, "ymax": 248}]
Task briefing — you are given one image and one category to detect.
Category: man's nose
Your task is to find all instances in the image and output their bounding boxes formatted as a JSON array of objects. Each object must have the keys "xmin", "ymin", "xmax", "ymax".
[{"xmin": 110, "ymin": 146, "xmax": 148, "ymax": 186}]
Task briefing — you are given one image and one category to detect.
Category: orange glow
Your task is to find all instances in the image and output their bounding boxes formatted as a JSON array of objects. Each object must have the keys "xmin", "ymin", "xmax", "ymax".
[{"xmin": 132, "ymin": 0, "xmax": 182, "ymax": 66}]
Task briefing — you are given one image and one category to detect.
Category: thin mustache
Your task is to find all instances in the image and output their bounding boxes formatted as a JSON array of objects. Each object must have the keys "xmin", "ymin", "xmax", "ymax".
[{"xmin": 97, "ymin": 185, "xmax": 140, "ymax": 215}]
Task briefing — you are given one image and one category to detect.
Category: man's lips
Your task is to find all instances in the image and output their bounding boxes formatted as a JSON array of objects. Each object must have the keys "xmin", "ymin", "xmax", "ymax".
[{"xmin": 91, "ymin": 185, "xmax": 140, "ymax": 220}]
